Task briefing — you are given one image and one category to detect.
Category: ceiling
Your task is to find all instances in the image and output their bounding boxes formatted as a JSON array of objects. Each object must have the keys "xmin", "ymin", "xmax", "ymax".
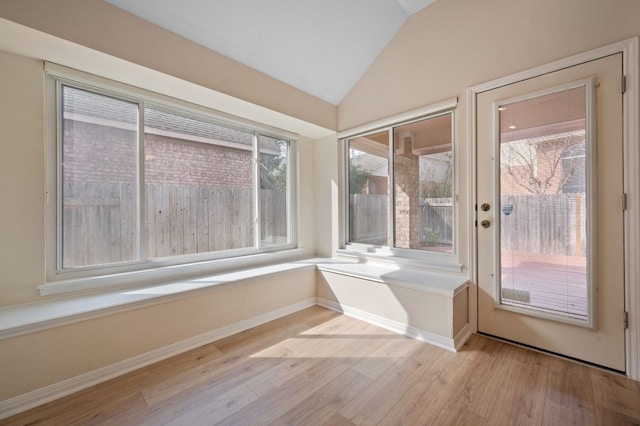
[{"xmin": 105, "ymin": 0, "xmax": 437, "ymax": 106}]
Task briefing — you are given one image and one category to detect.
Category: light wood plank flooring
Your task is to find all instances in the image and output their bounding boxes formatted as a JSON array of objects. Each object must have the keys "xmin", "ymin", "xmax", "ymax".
[{"xmin": 3, "ymin": 306, "xmax": 640, "ymax": 425}]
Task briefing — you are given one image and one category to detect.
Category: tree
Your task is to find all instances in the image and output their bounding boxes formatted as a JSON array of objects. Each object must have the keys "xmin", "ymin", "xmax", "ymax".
[
  {"xmin": 501, "ymin": 134, "xmax": 582, "ymax": 195},
  {"xmin": 260, "ymin": 140, "xmax": 287, "ymax": 191},
  {"xmin": 349, "ymin": 162, "xmax": 371, "ymax": 194},
  {"xmin": 420, "ymin": 152, "xmax": 453, "ymax": 199}
]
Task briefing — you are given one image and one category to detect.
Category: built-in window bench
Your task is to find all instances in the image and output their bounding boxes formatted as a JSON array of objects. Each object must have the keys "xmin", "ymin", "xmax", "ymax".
[
  {"xmin": 0, "ymin": 262, "xmax": 318, "ymax": 340},
  {"xmin": 316, "ymin": 260, "xmax": 470, "ymax": 352},
  {"xmin": 0, "ymin": 259, "xmax": 470, "ymax": 349},
  {"xmin": 0, "ymin": 258, "xmax": 470, "ymax": 418}
]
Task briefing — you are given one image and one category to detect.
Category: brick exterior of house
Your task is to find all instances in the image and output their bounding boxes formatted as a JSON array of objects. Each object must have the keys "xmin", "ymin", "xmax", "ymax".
[{"xmin": 62, "ymin": 122, "xmax": 254, "ymax": 189}]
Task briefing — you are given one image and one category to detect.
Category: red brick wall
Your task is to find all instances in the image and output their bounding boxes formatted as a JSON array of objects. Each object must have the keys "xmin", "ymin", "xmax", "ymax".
[
  {"xmin": 63, "ymin": 119, "xmax": 253, "ymax": 188},
  {"xmin": 144, "ymin": 133, "xmax": 252, "ymax": 188},
  {"xmin": 63, "ymin": 119, "xmax": 137, "ymax": 184}
]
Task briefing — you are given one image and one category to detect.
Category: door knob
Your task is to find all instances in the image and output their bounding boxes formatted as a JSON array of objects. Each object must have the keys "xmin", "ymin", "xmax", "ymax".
[
  {"xmin": 481, "ymin": 203, "xmax": 491, "ymax": 211},
  {"xmin": 481, "ymin": 219, "xmax": 491, "ymax": 228}
]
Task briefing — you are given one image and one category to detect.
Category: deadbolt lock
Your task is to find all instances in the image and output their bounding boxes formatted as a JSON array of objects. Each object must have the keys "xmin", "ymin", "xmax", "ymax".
[
  {"xmin": 481, "ymin": 203, "xmax": 491, "ymax": 212},
  {"xmin": 481, "ymin": 219, "xmax": 491, "ymax": 228}
]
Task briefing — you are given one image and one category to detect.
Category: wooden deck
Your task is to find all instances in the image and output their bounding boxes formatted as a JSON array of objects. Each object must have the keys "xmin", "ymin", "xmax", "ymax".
[
  {"xmin": 3, "ymin": 306, "xmax": 639, "ymax": 425},
  {"xmin": 501, "ymin": 250, "xmax": 588, "ymax": 319}
]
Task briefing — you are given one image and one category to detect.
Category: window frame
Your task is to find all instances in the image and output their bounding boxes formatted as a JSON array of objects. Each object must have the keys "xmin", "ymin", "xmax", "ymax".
[
  {"xmin": 338, "ymin": 99, "xmax": 461, "ymax": 272},
  {"xmin": 44, "ymin": 66, "xmax": 298, "ymax": 290}
]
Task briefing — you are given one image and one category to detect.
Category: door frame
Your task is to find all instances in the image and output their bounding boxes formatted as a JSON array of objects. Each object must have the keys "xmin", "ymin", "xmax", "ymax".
[{"xmin": 468, "ymin": 37, "xmax": 640, "ymax": 380}]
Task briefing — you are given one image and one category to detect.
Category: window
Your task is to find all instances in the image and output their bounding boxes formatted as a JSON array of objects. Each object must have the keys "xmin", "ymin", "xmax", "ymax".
[
  {"xmin": 51, "ymin": 78, "xmax": 294, "ymax": 278},
  {"xmin": 343, "ymin": 106, "xmax": 457, "ymax": 267}
]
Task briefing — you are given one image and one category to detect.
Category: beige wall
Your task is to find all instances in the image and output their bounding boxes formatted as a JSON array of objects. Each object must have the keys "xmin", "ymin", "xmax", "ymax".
[
  {"xmin": 0, "ymin": 50, "xmax": 45, "ymax": 306},
  {"xmin": 339, "ymin": 0, "xmax": 640, "ymax": 130},
  {"xmin": 0, "ymin": 0, "xmax": 336, "ymax": 132}
]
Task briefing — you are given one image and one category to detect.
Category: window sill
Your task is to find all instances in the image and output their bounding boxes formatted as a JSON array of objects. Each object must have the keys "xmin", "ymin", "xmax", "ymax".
[
  {"xmin": 40, "ymin": 248, "xmax": 305, "ymax": 297},
  {"xmin": 0, "ymin": 260, "xmax": 315, "ymax": 340}
]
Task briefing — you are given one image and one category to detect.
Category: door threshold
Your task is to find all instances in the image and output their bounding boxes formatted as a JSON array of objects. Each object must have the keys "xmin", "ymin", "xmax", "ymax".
[{"xmin": 477, "ymin": 331, "xmax": 626, "ymax": 377}]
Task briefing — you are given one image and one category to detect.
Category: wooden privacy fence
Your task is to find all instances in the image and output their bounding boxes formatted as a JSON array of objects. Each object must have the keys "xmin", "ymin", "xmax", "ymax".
[
  {"xmin": 349, "ymin": 194, "xmax": 453, "ymax": 246},
  {"xmin": 62, "ymin": 182, "xmax": 286, "ymax": 267},
  {"xmin": 500, "ymin": 193, "xmax": 586, "ymax": 257},
  {"xmin": 350, "ymin": 193, "xmax": 584, "ymax": 256},
  {"xmin": 349, "ymin": 194, "xmax": 388, "ymax": 245},
  {"xmin": 420, "ymin": 198, "xmax": 453, "ymax": 245}
]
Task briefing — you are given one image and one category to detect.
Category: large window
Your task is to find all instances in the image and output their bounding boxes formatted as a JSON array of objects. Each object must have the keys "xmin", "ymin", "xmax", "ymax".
[
  {"xmin": 344, "ymin": 108, "xmax": 456, "ymax": 265},
  {"xmin": 53, "ymin": 80, "xmax": 294, "ymax": 276}
]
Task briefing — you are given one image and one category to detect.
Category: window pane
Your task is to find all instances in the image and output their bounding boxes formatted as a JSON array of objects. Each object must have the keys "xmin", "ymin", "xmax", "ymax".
[
  {"xmin": 393, "ymin": 114, "xmax": 453, "ymax": 252},
  {"xmin": 144, "ymin": 107, "xmax": 254, "ymax": 257},
  {"xmin": 61, "ymin": 86, "xmax": 139, "ymax": 268},
  {"xmin": 259, "ymin": 135, "xmax": 289, "ymax": 247},
  {"xmin": 348, "ymin": 131, "xmax": 389, "ymax": 246},
  {"xmin": 499, "ymin": 85, "xmax": 588, "ymax": 319}
]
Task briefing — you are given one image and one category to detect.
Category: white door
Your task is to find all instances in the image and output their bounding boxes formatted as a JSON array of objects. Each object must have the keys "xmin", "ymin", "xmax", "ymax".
[{"xmin": 476, "ymin": 53, "xmax": 626, "ymax": 371}]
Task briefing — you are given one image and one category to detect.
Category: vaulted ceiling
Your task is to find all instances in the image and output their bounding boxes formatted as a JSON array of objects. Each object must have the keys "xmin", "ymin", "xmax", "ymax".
[{"xmin": 105, "ymin": 0, "xmax": 437, "ymax": 105}]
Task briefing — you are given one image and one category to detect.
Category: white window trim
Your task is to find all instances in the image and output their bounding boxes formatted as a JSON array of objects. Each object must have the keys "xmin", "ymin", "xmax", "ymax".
[
  {"xmin": 338, "ymin": 97, "xmax": 462, "ymax": 273},
  {"xmin": 44, "ymin": 64, "xmax": 299, "ymax": 295}
]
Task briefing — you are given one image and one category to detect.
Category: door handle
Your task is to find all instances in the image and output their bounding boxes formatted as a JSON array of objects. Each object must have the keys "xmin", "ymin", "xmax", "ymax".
[{"xmin": 481, "ymin": 219, "xmax": 491, "ymax": 228}]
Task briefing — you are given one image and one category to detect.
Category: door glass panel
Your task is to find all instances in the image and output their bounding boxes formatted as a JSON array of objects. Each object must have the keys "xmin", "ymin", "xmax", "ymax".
[{"xmin": 498, "ymin": 85, "xmax": 590, "ymax": 321}]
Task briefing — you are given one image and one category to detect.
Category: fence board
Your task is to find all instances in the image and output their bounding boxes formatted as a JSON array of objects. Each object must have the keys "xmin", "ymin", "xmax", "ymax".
[
  {"xmin": 500, "ymin": 193, "xmax": 585, "ymax": 256},
  {"xmin": 420, "ymin": 198, "xmax": 453, "ymax": 245},
  {"xmin": 261, "ymin": 190, "xmax": 287, "ymax": 244},
  {"xmin": 349, "ymin": 194, "xmax": 388, "ymax": 245},
  {"xmin": 62, "ymin": 183, "xmax": 287, "ymax": 266},
  {"xmin": 62, "ymin": 182, "xmax": 137, "ymax": 267},
  {"xmin": 196, "ymin": 186, "xmax": 209, "ymax": 253},
  {"xmin": 145, "ymin": 185, "xmax": 157, "ymax": 257}
]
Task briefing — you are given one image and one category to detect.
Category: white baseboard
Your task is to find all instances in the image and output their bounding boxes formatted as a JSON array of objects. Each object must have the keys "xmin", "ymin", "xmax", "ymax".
[
  {"xmin": 454, "ymin": 323, "xmax": 473, "ymax": 351},
  {"xmin": 0, "ymin": 298, "xmax": 317, "ymax": 420},
  {"xmin": 317, "ymin": 297, "xmax": 470, "ymax": 353}
]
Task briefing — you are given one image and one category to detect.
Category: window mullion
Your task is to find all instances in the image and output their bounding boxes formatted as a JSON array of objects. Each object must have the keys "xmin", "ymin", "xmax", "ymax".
[
  {"xmin": 286, "ymin": 141, "xmax": 294, "ymax": 245},
  {"xmin": 342, "ymin": 140, "xmax": 350, "ymax": 247},
  {"xmin": 388, "ymin": 127, "xmax": 395, "ymax": 249},
  {"xmin": 253, "ymin": 132, "xmax": 260, "ymax": 249},
  {"xmin": 138, "ymin": 101, "xmax": 146, "ymax": 262},
  {"xmin": 55, "ymin": 80, "xmax": 64, "ymax": 273}
]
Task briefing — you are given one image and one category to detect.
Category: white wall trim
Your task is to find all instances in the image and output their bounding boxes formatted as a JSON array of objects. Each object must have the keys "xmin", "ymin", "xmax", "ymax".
[
  {"xmin": 468, "ymin": 37, "xmax": 640, "ymax": 381},
  {"xmin": 0, "ymin": 298, "xmax": 317, "ymax": 420},
  {"xmin": 467, "ymin": 79, "xmax": 479, "ymax": 336},
  {"xmin": 454, "ymin": 323, "xmax": 473, "ymax": 352},
  {"xmin": 622, "ymin": 37, "xmax": 640, "ymax": 382},
  {"xmin": 317, "ymin": 297, "xmax": 470, "ymax": 353}
]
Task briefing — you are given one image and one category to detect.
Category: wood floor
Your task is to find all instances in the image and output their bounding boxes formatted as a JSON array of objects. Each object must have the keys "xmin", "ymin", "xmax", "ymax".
[{"xmin": 3, "ymin": 306, "xmax": 640, "ymax": 425}]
